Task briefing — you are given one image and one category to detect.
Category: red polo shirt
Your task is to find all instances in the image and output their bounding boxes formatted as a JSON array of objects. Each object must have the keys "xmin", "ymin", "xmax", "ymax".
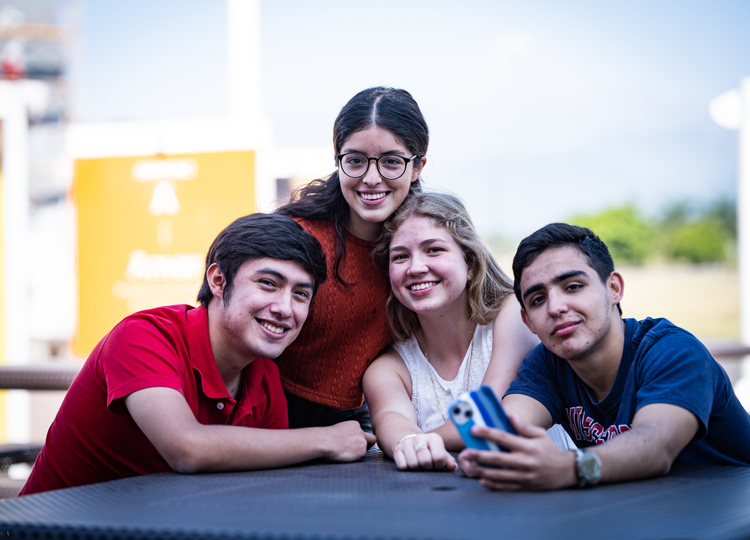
[{"xmin": 21, "ymin": 305, "xmax": 287, "ymax": 495}]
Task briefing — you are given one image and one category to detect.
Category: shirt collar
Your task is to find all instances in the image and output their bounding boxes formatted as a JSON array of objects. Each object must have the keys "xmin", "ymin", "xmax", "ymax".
[
  {"xmin": 187, "ymin": 305, "xmax": 269, "ymax": 420},
  {"xmin": 187, "ymin": 305, "xmax": 230, "ymax": 400},
  {"xmin": 232, "ymin": 360, "xmax": 269, "ymax": 421}
]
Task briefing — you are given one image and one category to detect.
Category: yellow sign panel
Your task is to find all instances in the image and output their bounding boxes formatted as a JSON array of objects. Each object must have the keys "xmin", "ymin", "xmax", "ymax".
[{"xmin": 72, "ymin": 151, "xmax": 255, "ymax": 357}]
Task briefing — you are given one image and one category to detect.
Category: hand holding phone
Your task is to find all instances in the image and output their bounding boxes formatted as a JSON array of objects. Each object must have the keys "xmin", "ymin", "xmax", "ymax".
[{"xmin": 449, "ymin": 385, "xmax": 517, "ymax": 452}]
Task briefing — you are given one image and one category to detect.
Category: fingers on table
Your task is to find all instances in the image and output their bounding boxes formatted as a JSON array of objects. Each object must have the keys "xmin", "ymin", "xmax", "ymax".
[{"xmin": 394, "ymin": 436, "xmax": 453, "ymax": 471}]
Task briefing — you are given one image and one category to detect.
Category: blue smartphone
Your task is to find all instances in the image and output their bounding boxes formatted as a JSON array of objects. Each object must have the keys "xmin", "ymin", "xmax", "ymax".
[{"xmin": 449, "ymin": 385, "xmax": 517, "ymax": 452}]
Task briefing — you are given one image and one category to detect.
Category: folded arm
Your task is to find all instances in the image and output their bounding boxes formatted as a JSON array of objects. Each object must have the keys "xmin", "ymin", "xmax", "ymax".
[{"xmin": 125, "ymin": 387, "xmax": 375, "ymax": 473}]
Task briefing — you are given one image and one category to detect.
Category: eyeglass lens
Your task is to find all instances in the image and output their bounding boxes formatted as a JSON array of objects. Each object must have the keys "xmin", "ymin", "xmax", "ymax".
[{"xmin": 340, "ymin": 153, "xmax": 408, "ymax": 179}]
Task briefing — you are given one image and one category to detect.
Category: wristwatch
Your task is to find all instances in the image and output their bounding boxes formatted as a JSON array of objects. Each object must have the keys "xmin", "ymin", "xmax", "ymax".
[{"xmin": 574, "ymin": 449, "xmax": 601, "ymax": 488}]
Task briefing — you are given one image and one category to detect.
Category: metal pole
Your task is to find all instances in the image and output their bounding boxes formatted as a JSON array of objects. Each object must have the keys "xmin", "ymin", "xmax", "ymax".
[
  {"xmin": 738, "ymin": 78, "xmax": 750, "ymax": 384},
  {"xmin": 0, "ymin": 80, "xmax": 31, "ymax": 442}
]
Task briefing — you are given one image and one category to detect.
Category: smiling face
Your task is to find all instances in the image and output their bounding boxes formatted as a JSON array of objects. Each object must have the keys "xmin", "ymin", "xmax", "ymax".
[
  {"xmin": 338, "ymin": 125, "xmax": 425, "ymax": 241},
  {"xmin": 207, "ymin": 257, "xmax": 315, "ymax": 367},
  {"xmin": 388, "ymin": 215, "xmax": 473, "ymax": 318},
  {"xmin": 519, "ymin": 246, "xmax": 624, "ymax": 363}
]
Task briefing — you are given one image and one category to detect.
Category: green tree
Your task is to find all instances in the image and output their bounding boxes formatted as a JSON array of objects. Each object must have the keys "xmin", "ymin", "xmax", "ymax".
[
  {"xmin": 571, "ymin": 206, "xmax": 654, "ymax": 265},
  {"xmin": 705, "ymin": 198, "xmax": 737, "ymax": 240},
  {"xmin": 658, "ymin": 198, "xmax": 734, "ymax": 264},
  {"xmin": 660, "ymin": 200, "xmax": 693, "ymax": 230},
  {"xmin": 665, "ymin": 220, "xmax": 727, "ymax": 263}
]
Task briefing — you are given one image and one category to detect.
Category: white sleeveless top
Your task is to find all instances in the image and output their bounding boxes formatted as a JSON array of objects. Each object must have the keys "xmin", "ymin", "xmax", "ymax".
[
  {"xmin": 393, "ymin": 324, "xmax": 493, "ymax": 433},
  {"xmin": 392, "ymin": 323, "xmax": 577, "ymax": 450}
]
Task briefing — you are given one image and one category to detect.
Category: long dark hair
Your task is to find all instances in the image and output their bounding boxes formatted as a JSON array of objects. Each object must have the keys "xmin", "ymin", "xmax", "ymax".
[{"xmin": 276, "ymin": 87, "xmax": 429, "ymax": 287}]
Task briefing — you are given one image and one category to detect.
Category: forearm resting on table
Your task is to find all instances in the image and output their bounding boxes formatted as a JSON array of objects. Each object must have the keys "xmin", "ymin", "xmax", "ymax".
[
  {"xmin": 594, "ymin": 404, "xmax": 699, "ymax": 484},
  {"xmin": 126, "ymin": 387, "xmax": 371, "ymax": 473},
  {"xmin": 372, "ymin": 408, "xmax": 457, "ymax": 455},
  {"xmin": 373, "ymin": 409, "xmax": 457, "ymax": 471},
  {"xmin": 371, "ymin": 409, "xmax": 425, "ymax": 457}
]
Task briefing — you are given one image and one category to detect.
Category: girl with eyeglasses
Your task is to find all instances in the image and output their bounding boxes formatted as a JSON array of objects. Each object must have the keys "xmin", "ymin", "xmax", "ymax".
[
  {"xmin": 275, "ymin": 87, "xmax": 428, "ymax": 430},
  {"xmin": 363, "ymin": 192, "xmax": 574, "ymax": 470}
]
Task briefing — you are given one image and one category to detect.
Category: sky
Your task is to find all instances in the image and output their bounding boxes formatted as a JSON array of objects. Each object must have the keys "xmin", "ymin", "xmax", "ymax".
[{"xmin": 78, "ymin": 0, "xmax": 750, "ymax": 239}]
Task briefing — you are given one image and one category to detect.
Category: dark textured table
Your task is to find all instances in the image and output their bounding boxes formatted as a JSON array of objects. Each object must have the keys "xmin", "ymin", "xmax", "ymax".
[{"xmin": 2, "ymin": 449, "xmax": 750, "ymax": 540}]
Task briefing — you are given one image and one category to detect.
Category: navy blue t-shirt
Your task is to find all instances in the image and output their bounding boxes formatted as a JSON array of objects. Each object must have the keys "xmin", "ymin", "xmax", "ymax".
[{"xmin": 507, "ymin": 318, "xmax": 750, "ymax": 466}]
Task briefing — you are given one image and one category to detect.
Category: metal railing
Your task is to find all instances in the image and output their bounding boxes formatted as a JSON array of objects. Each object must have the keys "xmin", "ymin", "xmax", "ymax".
[{"xmin": 0, "ymin": 362, "xmax": 82, "ymax": 391}]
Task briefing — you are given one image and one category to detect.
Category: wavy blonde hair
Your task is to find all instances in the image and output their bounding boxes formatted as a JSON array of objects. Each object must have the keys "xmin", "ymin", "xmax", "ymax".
[{"xmin": 374, "ymin": 192, "xmax": 513, "ymax": 341}]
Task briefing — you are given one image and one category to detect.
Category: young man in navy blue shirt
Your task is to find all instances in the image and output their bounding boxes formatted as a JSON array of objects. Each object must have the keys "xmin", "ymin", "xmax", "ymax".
[{"xmin": 459, "ymin": 222, "xmax": 750, "ymax": 490}]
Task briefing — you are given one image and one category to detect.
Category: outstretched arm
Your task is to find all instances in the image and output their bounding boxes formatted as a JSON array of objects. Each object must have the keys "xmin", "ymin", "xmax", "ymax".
[
  {"xmin": 481, "ymin": 296, "xmax": 539, "ymax": 401},
  {"xmin": 125, "ymin": 387, "xmax": 375, "ymax": 473},
  {"xmin": 363, "ymin": 349, "xmax": 456, "ymax": 471},
  {"xmin": 459, "ymin": 400, "xmax": 699, "ymax": 490}
]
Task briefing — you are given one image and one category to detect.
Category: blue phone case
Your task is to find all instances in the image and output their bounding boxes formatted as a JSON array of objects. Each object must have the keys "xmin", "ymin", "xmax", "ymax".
[{"xmin": 448, "ymin": 385, "xmax": 516, "ymax": 452}]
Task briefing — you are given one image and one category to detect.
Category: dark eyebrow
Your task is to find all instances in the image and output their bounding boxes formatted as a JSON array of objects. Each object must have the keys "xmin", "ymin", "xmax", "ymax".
[
  {"xmin": 340, "ymin": 148, "xmax": 408, "ymax": 157},
  {"xmin": 522, "ymin": 270, "xmax": 589, "ymax": 302},
  {"xmin": 255, "ymin": 268, "xmax": 314, "ymax": 291},
  {"xmin": 554, "ymin": 270, "xmax": 588, "ymax": 283}
]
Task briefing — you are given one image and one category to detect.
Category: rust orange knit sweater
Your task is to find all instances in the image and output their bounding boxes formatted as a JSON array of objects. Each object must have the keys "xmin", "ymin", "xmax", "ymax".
[{"xmin": 275, "ymin": 218, "xmax": 392, "ymax": 409}]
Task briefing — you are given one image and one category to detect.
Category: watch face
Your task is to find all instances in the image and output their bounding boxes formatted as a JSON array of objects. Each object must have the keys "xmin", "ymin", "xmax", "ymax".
[{"xmin": 577, "ymin": 450, "xmax": 601, "ymax": 487}]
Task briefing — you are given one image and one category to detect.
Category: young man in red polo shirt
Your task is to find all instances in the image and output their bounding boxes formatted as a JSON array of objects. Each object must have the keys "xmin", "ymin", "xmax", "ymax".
[{"xmin": 21, "ymin": 213, "xmax": 375, "ymax": 495}]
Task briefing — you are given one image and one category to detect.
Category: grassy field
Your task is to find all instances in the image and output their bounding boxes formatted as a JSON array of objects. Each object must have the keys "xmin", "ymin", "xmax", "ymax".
[{"xmin": 618, "ymin": 264, "xmax": 739, "ymax": 343}]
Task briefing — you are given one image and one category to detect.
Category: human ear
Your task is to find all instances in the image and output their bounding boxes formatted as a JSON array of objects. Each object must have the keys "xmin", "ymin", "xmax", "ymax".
[
  {"xmin": 411, "ymin": 156, "xmax": 427, "ymax": 183},
  {"xmin": 607, "ymin": 271, "xmax": 624, "ymax": 305},
  {"xmin": 206, "ymin": 263, "xmax": 226, "ymax": 299},
  {"xmin": 520, "ymin": 307, "xmax": 537, "ymax": 335}
]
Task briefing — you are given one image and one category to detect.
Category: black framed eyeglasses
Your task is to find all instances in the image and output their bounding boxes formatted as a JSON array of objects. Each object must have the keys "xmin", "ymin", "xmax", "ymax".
[{"xmin": 337, "ymin": 152, "xmax": 419, "ymax": 180}]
